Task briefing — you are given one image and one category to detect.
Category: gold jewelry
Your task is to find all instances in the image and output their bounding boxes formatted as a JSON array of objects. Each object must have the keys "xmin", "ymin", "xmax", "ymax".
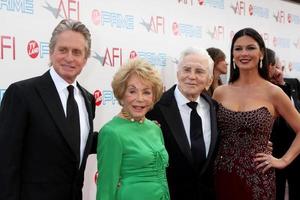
[{"xmin": 120, "ymin": 109, "xmax": 145, "ymax": 123}]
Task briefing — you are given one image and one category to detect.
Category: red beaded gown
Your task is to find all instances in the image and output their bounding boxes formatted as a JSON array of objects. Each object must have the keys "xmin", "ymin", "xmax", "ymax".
[{"xmin": 214, "ymin": 104, "xmax": 275, "ymax": 200}]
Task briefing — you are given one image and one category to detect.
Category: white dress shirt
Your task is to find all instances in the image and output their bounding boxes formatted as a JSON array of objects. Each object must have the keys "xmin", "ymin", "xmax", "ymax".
[
  {"xmin": 50, "ymin": 67, "xmax": 90, "ymax": 166},
  {"xmin": 174, "ymin": 86, "xmax": 211, "ymax": 157}
]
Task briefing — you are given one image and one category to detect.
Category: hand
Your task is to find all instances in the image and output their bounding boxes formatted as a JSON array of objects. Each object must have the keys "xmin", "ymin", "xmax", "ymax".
[
  {"xmin": 266, "ymin": 141, "xmax": 273, "ymax": 154},
  {"xmin": 254, "ymin": 153, "xmax": 288, "ymax": 174}
]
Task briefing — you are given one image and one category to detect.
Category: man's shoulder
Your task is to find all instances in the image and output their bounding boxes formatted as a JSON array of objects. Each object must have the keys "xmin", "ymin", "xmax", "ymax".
[
  {"xmin": 284, "ymin": 78, "xmax": 300, "ymax": 85},
  {"xmin": 159, "ymin": 85, "xmax": 176, "ymax": 103},
  {"xmin": 9, "ymin": 73, "xmax": 46, "ymax": 90},
  {"xmin": 147, "ymin": 85, "xmax": 176, "ymax": 119}
]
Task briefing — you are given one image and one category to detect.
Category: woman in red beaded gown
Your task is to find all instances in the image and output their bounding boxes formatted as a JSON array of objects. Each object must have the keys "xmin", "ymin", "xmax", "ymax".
[{"xmin": 212, "ymin": 28, "xmax": 300, "ymax": 200}]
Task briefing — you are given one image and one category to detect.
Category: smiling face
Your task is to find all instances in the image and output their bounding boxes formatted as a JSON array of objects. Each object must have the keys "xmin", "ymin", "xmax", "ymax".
[
  {"xmin": 50, "ymin": 30, "xmax": 87, "ymax": 84},
  {"xmin": 121, "ymin": 74, "xmax": 154, "ymax": 121},
  {"xmin": 233, "ymin": 35, "xmax": 263, "ymax": 71},
  {"xmin": 177, "ymin": 53, "xmax": 210, "ymax": 101}
]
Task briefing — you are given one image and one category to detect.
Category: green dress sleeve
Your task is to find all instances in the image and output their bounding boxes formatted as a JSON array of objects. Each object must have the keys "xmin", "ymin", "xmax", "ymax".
[{"xmin": 96, "ymin": 124, "xmax": 123, "ymax": 200}]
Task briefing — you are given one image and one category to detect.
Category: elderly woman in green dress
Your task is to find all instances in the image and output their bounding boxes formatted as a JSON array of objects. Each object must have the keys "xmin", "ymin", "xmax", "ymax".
[{"xmin": 96, "ymin": 58, "xmax": 169, "ymax": 200}]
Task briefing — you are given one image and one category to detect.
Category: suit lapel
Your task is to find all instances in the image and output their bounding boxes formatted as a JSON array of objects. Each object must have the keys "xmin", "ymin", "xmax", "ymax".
[
  {"xmin": 77, "ymin": 83, "xmax": 94, "ymax": 128},
  {"xmin": 200, "ymin": 93, "xmax": 218, "ymax": 174},
  {"xmin": 36, "ymin": 71, "xmax": 79, "ymax": 161},
  {"xmin": 77, "ymin": 83, "xmax": 95, "ymax": 169},
  {"xmin": 285, "ymin": 78, "xmax": 300, "ymax": 112},
  {"xmin": 160, "ymin": 86, "xmax": 193, "ymax": 165}
]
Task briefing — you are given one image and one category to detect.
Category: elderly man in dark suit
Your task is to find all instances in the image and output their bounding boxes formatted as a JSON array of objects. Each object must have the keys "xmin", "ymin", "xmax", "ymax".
[
  {"xmin": 147, "ymin": 47, "xmax": 218, "ymax": 200},
  {"xmin": 0, "ymin": 19, "xmax": 95, "ymax": 200}
]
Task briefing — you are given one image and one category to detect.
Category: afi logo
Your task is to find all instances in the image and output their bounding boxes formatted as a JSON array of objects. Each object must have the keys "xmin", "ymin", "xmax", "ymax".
[
  {"xmin": 103, "ymin": 48, "xmax": 123, "ymax": 67},
  {"xmin": 140, "ymin": 16, "xmax": 165, "ymax": 34},
  {"xmin": 43, "ymin": 0, "xmax": 80, "ymax": 20},
  {"xmin": 1, "ymin": 35, "xmax": 16, "ymax": 60},
  {"xmin": 93, "ymin": 48, "xmax": 123, "ymax": 67},
  {"xmin": 207, "ymin": 26, "xmax": 224, "ymax": 40},
  {"xmin": 231, "ymin": 1, "xmax": 246, "ymax": 15},
  {"xmin": 26, "ymin": 40, "xmax": 49, "ymax": 59},
  {"xmin": 273, "ymin": 10, "xmax": 285, "ymax": 23}
]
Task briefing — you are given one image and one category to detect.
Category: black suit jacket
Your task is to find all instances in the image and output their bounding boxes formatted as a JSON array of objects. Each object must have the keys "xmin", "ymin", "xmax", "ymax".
[
  {"xmin": 147, "ymin": 85, "xmax": 218, "ymax": 200},
  {"xmin": 0, "ymin": 71, "xmax": 96, "ymax": 200},
  {"xmin": 271, "ymin": 78, "xmax": 300, "ymax": 157},
  {"xmin": 284, "ymin": 78, "xmax": 300, "ymax": 109}
]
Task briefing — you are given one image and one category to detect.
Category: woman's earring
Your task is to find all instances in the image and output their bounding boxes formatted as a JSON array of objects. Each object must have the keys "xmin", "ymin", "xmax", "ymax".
[
  {"xmin": 260, "ymin": 57, "xmax": 263, "ymax": 69},
  {"xmin": 233, "ymin": 59, "xmax": 236, "ymax": 70}
]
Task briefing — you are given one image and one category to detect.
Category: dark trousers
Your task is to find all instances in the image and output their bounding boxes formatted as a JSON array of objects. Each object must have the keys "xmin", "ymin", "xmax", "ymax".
[{"xmin": 275, "ymin": 157, "xmax": 300, "ymax": 200}]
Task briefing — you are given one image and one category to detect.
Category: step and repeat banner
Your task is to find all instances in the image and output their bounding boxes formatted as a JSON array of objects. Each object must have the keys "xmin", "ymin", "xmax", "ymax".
[{"xmin": 1, "ymin": 0, "xmax": 300, "ymax": 199}]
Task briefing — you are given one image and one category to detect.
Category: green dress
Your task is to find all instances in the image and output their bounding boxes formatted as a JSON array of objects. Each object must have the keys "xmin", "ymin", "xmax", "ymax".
[{"xmin": 96, "ymin": 116, "xmax": 170, "ymax": 200}]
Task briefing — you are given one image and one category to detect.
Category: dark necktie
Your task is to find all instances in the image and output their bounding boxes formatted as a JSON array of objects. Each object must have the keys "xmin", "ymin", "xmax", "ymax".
[
  {"xmin": 187, "ymin": 101, "xmax": 206, "ymax": 167},
  {"xmin": 66, "ymin": 85, "xmax": 81, "ymax": 158}
]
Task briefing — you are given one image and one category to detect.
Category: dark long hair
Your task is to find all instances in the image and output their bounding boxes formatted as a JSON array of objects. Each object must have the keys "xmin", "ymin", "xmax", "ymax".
[{"xmin": 229, "ymin": 28, "xmax": 269, "ymax": 83}]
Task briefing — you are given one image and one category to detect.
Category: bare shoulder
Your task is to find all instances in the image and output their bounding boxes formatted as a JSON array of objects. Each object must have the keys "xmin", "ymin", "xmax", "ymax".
[
  {"xmin": 264, "ymin": 81, "xmax": 285, "ymax": 99},
  {"xmin": 212, "ymin": 84, "xmax": 230, "ymax": 101}
]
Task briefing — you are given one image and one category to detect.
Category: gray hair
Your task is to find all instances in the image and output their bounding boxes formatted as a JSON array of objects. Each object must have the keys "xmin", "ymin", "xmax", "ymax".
[
  {"xmin": 178, "ymin": 47, "xmax": 214, "ymax": 79},
  {"xmin": 49, "ymin": 19, "xmax": 91, "ymax": 65}
]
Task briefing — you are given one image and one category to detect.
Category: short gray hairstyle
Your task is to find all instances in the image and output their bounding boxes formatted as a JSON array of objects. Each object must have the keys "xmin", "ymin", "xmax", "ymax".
[
  {"xmin": 49, "ymin": 19, "xmax": 91, "ymax": 65},
  {"xmin": 178, "ymin": 47, "xmax": 214, "ymax": 79}
]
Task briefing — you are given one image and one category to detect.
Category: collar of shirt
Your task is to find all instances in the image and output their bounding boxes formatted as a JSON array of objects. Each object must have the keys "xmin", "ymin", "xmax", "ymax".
[
  {"xmin": 49, "ymin": 67, "xmax": 79, "ymax": 95},
  {"xmin": 174, "ymin": 85, "xmax": 201, "ymax": 110}
]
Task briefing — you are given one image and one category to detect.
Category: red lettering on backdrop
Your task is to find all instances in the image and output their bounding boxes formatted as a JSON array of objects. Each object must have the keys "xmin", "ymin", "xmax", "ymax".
[
  {"xmin": 57, "ymin": 0, "xmax": 80, "ymax": 20},
  {"xmin": 1, "ymin": 35, "xmax": 15, "ymax": 60},
  {"xmin": 103, "ymin": 48, "xmax": 123, "ymax": 67}
]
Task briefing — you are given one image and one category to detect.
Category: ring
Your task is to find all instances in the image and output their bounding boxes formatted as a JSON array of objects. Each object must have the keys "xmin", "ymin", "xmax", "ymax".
[{"xmin": 265, "ymin": 161, "xmax": 269, "ymax": 165}]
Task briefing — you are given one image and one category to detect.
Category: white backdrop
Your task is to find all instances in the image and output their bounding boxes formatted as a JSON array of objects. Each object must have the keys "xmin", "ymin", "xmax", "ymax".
[{"xmin": 1, "ymin": 0, "xmax": 300, "ymax": 199}]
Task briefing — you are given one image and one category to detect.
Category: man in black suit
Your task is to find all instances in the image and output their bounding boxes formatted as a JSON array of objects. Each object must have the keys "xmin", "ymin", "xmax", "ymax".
[
  {"xmin": 268, "ymin": 50, "xmax": 300, "ymax": 200},
  {"xmin": 147, "ymin": 47, "xmax": 218, "ymax": 200},
  {"xmin": 0, "ymin": 19, "xmax": 95, "ymax": 200}
]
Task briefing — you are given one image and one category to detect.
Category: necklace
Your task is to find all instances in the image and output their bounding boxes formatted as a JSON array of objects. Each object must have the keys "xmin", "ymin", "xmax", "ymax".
[{"xmin": 120, "ymin": 109, "xmax": 145, "ymax": 123}]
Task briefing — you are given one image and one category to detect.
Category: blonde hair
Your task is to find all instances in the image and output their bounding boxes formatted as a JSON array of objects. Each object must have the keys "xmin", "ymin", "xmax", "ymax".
[{"xmin": 112, "ymin": 58, "xmax": 163, "ymax": 105}]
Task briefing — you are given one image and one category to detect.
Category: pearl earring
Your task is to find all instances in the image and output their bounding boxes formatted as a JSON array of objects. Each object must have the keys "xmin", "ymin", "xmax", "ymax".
[
  {"xmin": 260, "ymin": 57, "xmax": 263, "ymax": 69},
  {"xmin": 233, "ymin": 59, "xmax": 236, "ymax": 70}
]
